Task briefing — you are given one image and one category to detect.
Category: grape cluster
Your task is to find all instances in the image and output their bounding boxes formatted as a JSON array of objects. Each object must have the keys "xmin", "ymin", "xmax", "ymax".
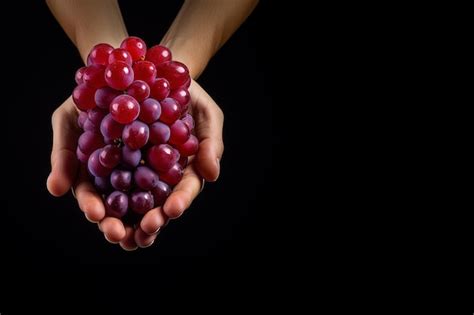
[{"xmin": 73, "ymin": 36, "xmax": 197, "ymax": 222}]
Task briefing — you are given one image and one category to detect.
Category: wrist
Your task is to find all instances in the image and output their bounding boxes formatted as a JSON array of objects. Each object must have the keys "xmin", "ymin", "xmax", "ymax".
[{"xmin": 161, "ymin": 36, "xmax": 213, "ymax": 79}]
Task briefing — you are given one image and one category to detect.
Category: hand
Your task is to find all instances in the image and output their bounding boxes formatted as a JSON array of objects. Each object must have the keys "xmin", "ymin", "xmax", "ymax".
[{"xmin": 46, "ymin": 80, "xmax": 224, "ymax": 250}]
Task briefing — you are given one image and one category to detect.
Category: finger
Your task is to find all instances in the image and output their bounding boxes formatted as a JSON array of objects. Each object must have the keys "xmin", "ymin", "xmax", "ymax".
[
  {"xmin": 192, "ymin": 82, "xmax": 224, "ymax": 182},
  {"xmin": 120, "ymin": 226, "xmax": 138, "ymax": 251},
  {"xmin": 100, "ymin": 217, "xmax": 126, "ymax": 244},
  {"xmin": 74, "ymin": 166, "xmax": 105, "ymax": 222},
  {"xmin": 163, "ymin": 165, "xmax": 201, "ymax": 219},
  {"xmin": 47, "ymin": 105, "xmax": 80, "ymax": 196},
  {"xmin": 140, "ymin": 207, "xmax": 167, "ymax": 235},
  {"xmin": 134, "ymin": 227, "xmax": 157, "ymax": 248}
]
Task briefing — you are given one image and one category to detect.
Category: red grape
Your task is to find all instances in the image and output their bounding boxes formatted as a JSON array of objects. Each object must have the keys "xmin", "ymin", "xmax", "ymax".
[
  {"xmin": 169, "ymin": 88, "xmax": 190, "ymax": 114},
  {"xmin": 120, "ymin": 36, "xmax": 147, "ymax": 61},
  {"xmin": 122, "ymin": 146, "xmax": 141, "ymax": 168},
  {"xmin": 145, "ymin": 45, "xmax": 172, "ymax": 67},
  {"xmin": 159, "ymin": 98, "xmax": 181, "ymax": 125},
  {"xmin": 147, "ymin": 144, "xmax": 180, "ymax": 172},
  {"xmin": 156, "ymin": 61, "xmax": 190, "ymax": 89},
  {"xmin": 87, "ymin": 43, "xmax": 113, "ymax": 66},
  {"xmin": 181, "ymin": 114, "xmax": 195, "ymax": 131},
  {"xmin": 83, "ymin": 64, "xmax": 107, "ymax": 88},
  {"xmin": 110, "ymin": 169, "xmax": 132, "ymax": 191},
  {"xmin": 95, "ymin": 87, "xmax": 122, "ymax": 110},
  {"xmin": 134, "ymin": 166, "xmax": 159, "ymax": 190},
  {"xmin": 133, "ymin": 61, "xmax": 156, "ymax": 86},
  {"xmin": 126, "ymin": 80, "xmax": 150, "ymax": 102},
  {"xmin": 109, "ymin": 95, "xmax": 140, "ymax": 124},
  {"xmin": 75, "ymin": 66, "xmax": 87, "ymax": 84},
  {"xmin": 88, "ymin": 149, "xmax": 113, "ymax": 177},
  {"xmin": 105, "ymin": 61, "xmax": 134, "ymax": 90},
  {"xmin": 76, "ymin": 147, "xmax": 89, "ymax": 164},
  {"xmin": 150, "ymin": 78, "xmax": 170, "ymax": 101},
  {"xmin": 176, "ymin": 134, "xmax": 199, "ymax": 157},
  {"xmin": 78, "ymin": 111, "xmax": 87, "ymax": 129},
  {"xmin": 122, "ymin": 121, "xmax": 149, "ymax": 150},
  {"xmin": 73, "ymin": 83, "xmax": 96, "ymax": 111},
  {"xmin": 95, "ymin": 176, "xmax": 111, "ymax": 193},
  {"xmin": 159, "ymin": 163, "xmax": 183, "ymax": 186},
  {"xmin": 78, "ymin": 131, "xmax": 105, "ymax": 155},
  {"xmin": 108, "ymin": 48, "xmax": 132, "ymax": 65},
  {"xmin": 169, "ymin": 120, "xmax": 190, "ymax": 145},
  {"xmin": 151, "ymin": 181, "xmax": 171, "ymax": 207},
  {"xmin": 88, "ymin": 108, "xmax": 107, "ymax": 126}
]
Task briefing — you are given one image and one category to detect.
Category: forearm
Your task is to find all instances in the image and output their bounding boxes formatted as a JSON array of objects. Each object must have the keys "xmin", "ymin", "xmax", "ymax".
[
  {"xmin": 161, "ymin": 0, "xmax": 258, "ymax": 78},
  {"xmin": 46, "ymin": 0, "xmax": 128, "ymax": 63}
]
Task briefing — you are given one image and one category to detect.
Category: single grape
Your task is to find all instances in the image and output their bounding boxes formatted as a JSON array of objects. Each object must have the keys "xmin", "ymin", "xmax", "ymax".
[
  {"xmin": 105, "ymin": 61, "xmax": 134, "ymax": 90},
  {"xmin": 149, "ymin": 121, "xmax": 170, "ymax": 144},
  {"xmin": 126, "ymin": 80, "xmax": 150, "ymax": 102},
  {"xmin": 147, "ymin": 144, "xmax": 180, "ymax": 172},
  {"xmin": 76, "ymin": 146, "xmax": 89, "ymax": 164},
  {"xmin": 122, "ymin": 121, "xmax": 149, "ymax": 150},
  {"xmin": 159, "ymin": 162, "xmax": 184, "ymax": 186},
  {"xmin": 134, "ymin": 166, "xmax": 159, "ymax": 190},
  {"xmin": 122, "ymin": 146, "xmax": 142, "ymax": 168},
  {"xmin": 83, "ymin": 64, "xmax": 107, "ymax": 88},
  {"xmin": 139, "ymin": 98, "xmax": 161, "ymax": 124},
  {"xmin": 88, "ymin": 149, "xmax": 113, "ymax": 177},
  {"xmin": 108, "ymin": 48, "xmax": 133, "ymax": 65},
  {"xmin": 150, "ymin": 78, "xmax": 170, "ymax": 101},
  {"xmin": 100, "ymin": 113, "xmax": 125, "ymax": 140},
  {"xmin": 169, "ymin": 120, "xmax": 190, "ymax": 145},
  {"xmin": 110, "ymin": 169, "xmax": 132, "ymax": 191},
  {"xmin": 145, "ymin": 45, "xmax": 172, "ymax": 67},
  {"xmin": 120, "ymin": 36, "xmax": 147, "ymax": 61},
  {"xmin": 130, "ymin": 190, "xmax": 155, "ymax": 214},
  {"xmin": 75, "ymin": 66, "xmax": 87, "ymax": 84},
  {"xmin": 151, "ymin": 181, "xmax": 171, "ymax": 207},
  {"xmin": 73, "ymin": 83, "xmax": 96, "ymax": 111},
  {"xmin": 132, "ymin": 61, "xmax": 156, "ymax": 86},
  {"xmin": 159, "ymin": 98, "xmax": 181, "ymax": 125},
  {"xmin": 156, "ymin": 61, "xmax": 190, "ymax": 89},
  {"xmin": 99, "ymin": 144, "xmax": 121, "ymax": 168},
  {"xmin": 169, "ymin": 88, "xmax": 191, "ymax": 114},
  {"xmin": 87, "ymin": 108, "xmax": 107, "ymax": 127},
  {"xmin": 78, "ymin": 131, "xmax": 105, "ymax": 155},
  {"xmin": 105, "ymin": 191, "xmax": 128, "ymax": 218},
  {"xmin": 95, "ymin": 176, "xmax": 111, "ymax": 193},
  {"xmin": 181, "ymin": 113, "xmax": 195, "ymax": 131},
  {"xmin": 78, "ymin": 111, "xmax": 88, "ymax": 129},
  {"xmin": 176, "ymin": 134, "xmax": 199, "ymax": 157},
  {"xmin": 87, "ymin": 43, "xmax": 113, "ymax": 66},
  {"xmin": 110, "ymin": 95, "xmax": 140, "ymax": 124}
]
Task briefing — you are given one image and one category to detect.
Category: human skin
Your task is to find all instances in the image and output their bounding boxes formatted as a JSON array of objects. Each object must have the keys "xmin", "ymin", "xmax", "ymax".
[{"xmin": 46, "ymin": 0, "xmax": 257, "ymax": 250}]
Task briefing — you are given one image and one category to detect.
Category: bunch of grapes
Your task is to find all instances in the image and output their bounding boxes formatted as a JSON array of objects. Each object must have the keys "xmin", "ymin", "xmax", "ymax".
[{"xmin": 73, "ymin": 36, "xmax": 197, "ymax": 223}]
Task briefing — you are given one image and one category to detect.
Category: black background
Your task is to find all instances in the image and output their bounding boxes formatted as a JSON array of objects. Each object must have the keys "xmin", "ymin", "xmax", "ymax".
[{"xmin": 2, "ymin": 1, "xmax": 277, "ymax": 313}]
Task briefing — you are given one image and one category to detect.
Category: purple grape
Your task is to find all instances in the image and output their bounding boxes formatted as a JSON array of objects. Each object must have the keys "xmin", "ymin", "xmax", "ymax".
[
  {"xmin": 159, "ymin": 162, "xmax": 183, "ymax": 186},
  {"xmin": 78, "ymin": 131, "xmax": 105, "ymax": 155},
  {"xmin": 130, "ymin": 191, "xmax": 155, "ymax": 214},
  {"xmin": 99, "ymin": 144, "xmax": 121, "ymax": 168},
  {"xmin": 181, "ymin": 114, "xmax": 195, "ymax": 131},
  {"xmin": 134, "ymin": 166, "xmax": 159, "ymax": 190},
  {"xmin": 78, "ymin": 111, "xmax": 88, "ymax": 129},
  {"xmin": 76, "ymin": 147, "xmax": 89, "ymax": 163},
  {"xmin": 110, "ymin": 169, "xmax": 132, "ymax": 191},
  {"xmin": 147, "ymin": 144, "xmax": 180, "ymax": 172},
  {"xmin": 100, "ymin": 113, "xmax": 124, "ymax": 140},
  {"xmin": 88, "ymin": 149, "xmax": 113, "ymax": 177},
  {"xmin": 139, "ymin": 98, "xmax": 161, "ymax": 124},
  {"xmin": 105, "ymin": 191, "xmax": 128, "ymax": 218},
  {"xmin": 88, "ymin": 108, "xmax": 107, "ymax": 126},
  {"xmin": 122, "ymin": 146, "xmax": 141, "ymax": 168},
  {"xmin": 149, "ymin": 121, "xmax": 170, "ymax": 144},
  {"xmin": 83, "ymin": 118, "xmax": 99, "ymax": 132},
  {"xmin": 151, "ymin": 181, "xmax": 171, "ymax": 207}
]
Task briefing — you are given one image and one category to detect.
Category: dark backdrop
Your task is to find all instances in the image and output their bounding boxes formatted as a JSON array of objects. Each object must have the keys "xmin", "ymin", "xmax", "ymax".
[{"xmin": 2, "ymin": 1, "xmax": 276, "ymax": 313}]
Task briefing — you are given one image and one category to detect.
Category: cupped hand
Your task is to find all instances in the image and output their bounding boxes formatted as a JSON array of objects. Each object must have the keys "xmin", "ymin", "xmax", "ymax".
[{"xmin": 46, "ymin": 80, "xmax": 224, "ymax": 250}]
